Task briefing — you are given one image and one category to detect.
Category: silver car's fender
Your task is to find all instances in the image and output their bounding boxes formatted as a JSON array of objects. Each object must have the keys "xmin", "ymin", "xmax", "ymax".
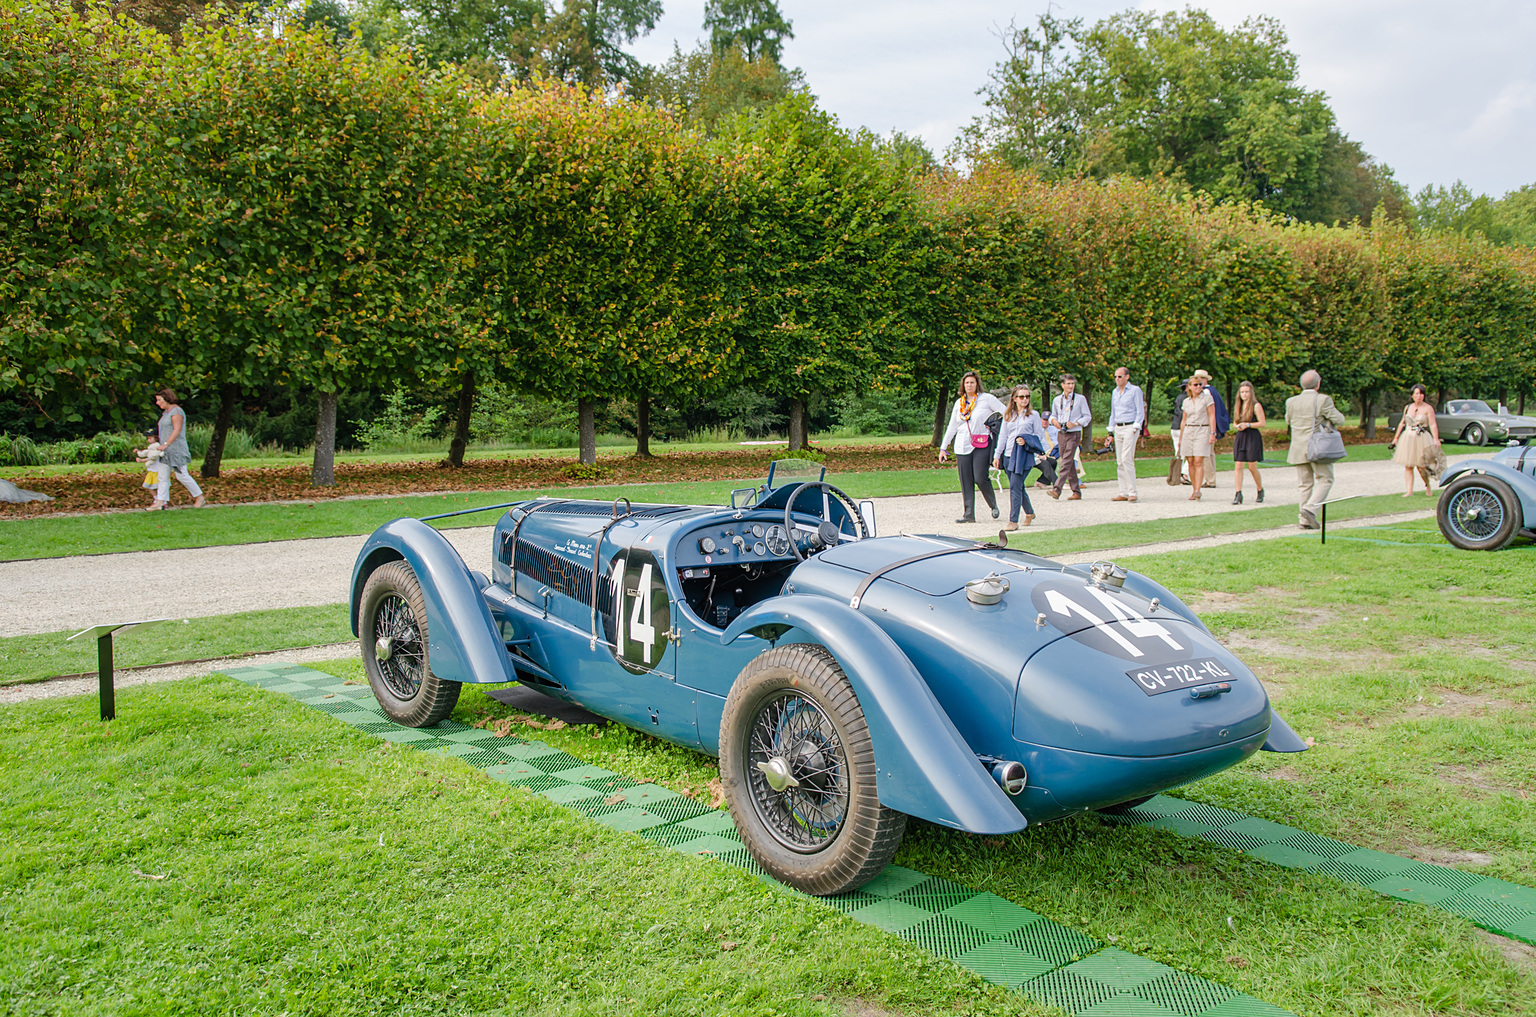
[
  {"xmin": 721, "ymin": 596, "xmax": 1027, "ymax": 835},
  {"xmin": 350, "ymin": 518, "xmax": 516, "ymax": 685}
]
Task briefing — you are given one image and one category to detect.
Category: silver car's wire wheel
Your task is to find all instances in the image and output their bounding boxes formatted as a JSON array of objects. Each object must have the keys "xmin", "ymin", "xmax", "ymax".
[
  {"xmin": 373, "ymin": 593, "xmax": 425, "ymax": 701},
  {"xmin": 746, "ymin": 691, "xmax": 850, "ymax": 852},
  {"xmin": 1447, "ymin": 486, "xmax": 1503, "ymax": 541},
  {"xmin": 1437, "ymin": 475, "xmax": 1521, "ymax": 551}
]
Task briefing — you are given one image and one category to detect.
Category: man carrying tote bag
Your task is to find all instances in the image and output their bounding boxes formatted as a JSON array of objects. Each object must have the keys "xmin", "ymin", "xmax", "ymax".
[{"xmin": 1284, "ymin": 369, "xmax": 1348, "ymax": 530}]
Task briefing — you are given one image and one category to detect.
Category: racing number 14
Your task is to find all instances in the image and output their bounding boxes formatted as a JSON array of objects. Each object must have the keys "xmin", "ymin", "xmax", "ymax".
[
  {"xmin": 1044, "ymin": 586, "xmax": 1183, "ymax": 658},
  {"xmin": 610, "ymin": 558, "xmax": 657, "ymax": 664}
]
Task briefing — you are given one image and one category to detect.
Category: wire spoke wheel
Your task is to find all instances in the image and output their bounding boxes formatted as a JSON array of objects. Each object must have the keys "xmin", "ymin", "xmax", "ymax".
[
  {"xmin": 1448, "ymin": 487, "xmax": 1503, "ymax": 540},
  {"xmin": 374, "ymin": 593, "xmax": 425, "ymax": 701},
  {"xmin": 1437, "ymin": 475, "xmax": 1521, "ymax": 551},
  {"xmin": 720, "ymin": 644, "xmax": 906, "ymax": 896},
  {"xmin": 359, "ymin": 560, "xmax": 461, "ymax": 726},
  {"xmin": 746, "ymin": 691, "xmax": 850, "ymax": 852}
]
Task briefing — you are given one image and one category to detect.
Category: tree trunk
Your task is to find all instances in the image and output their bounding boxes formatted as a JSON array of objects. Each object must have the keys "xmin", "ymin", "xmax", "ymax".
[
  {"xmin": 445, "ymin": 368, "xmax": 475, "ymax": 468},
  {"xmin": 578, "ymin": 398, "xmax": 596, "ymax": 465},
  {"xmin": 1498, "ymin": 384, "xmax": 1508, "ymax": 413},
  {"xmin": 312, "ymin": 390, "xmax": 338, "ymax": 487},
  {"xmin": 1521, "ymin": 391, "xmax": 1526, "ymax": 415},
  {"xmin": 200, "ymin": 381, "xmax": 238, "ymax": 479},
  {"xmin": 1359, "ymin": 389, "xmax": 1376, "ymax": 439},
  {"xmin": 1435, "ymin": 387, "xmax": 1445, "ymax": 410},
  {"xmin": 635, "ymin": 390, "xmax": 651, "ymax": 457},
  {"xmin": 930, "ymin": 383, "xmax": 949, "ymax": 447},
  {"xmin": 787, "ymin": 398, "xmax": 807, "ymax": 451}
]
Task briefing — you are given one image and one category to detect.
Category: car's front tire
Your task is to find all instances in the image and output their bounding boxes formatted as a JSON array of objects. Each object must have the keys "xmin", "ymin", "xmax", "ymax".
[
  {"xmin": 720, "ymin": 644, "xmax": 906, "ymax": 896},
  {"xmin": 359, "ymin": 561, "xmax": 461, "ymax": 726},
  {"xmin": 1438, "ymin": 475, "xmax": 1521, "ymax": 551},
  {"xmin": 1463, "ymin": 422, "xmax": 1487, "ymax": 446}
]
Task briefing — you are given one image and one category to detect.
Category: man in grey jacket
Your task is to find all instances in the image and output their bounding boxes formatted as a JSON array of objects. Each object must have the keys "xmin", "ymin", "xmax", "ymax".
[{"xmin": 1284, "ymin": 370, "xmax": 1347, "ymax": 529}]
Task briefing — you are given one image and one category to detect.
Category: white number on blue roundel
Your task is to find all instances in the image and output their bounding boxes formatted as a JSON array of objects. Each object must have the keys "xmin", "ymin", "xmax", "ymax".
[
  {"xmin": 604, "ymin": 549, "xmax": 670, "ymax": 674},
  {"xmin": 1034, "ymin": 581, "xmax": 1184, "ymax": 662}
]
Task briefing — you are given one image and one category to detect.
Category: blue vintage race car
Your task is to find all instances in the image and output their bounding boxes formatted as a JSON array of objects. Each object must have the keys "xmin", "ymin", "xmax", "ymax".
[
  {"xmin": 350, "ymin": 460, "xmax": 1306, "ymax": 895},
  {"xmin": 1438, "ymin": 444, "xmax": 1536, "ymax": 550}
]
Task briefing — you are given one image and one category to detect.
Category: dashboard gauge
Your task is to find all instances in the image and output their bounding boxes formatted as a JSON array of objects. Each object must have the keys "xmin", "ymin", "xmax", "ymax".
[
  {"xmin": 698, "ymin": 536, "xmax": 717, "ymax": 554},
  {"xmin": 765, "ymin": 525, "xmax": 790, "ymax": 556},
  {"xmin": 751, "ymin": 523, "xmax": 765, "ymax": 538},
  {"xmin": 754, "ymin": 541, "xmax": 766, "ymax": 556}
]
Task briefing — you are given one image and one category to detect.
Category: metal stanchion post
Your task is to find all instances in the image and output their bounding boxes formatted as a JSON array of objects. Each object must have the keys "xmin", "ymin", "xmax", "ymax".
[
  {"xmin": 98, "ymin": 632, "xmax": 115, "ymax": 721},
  {"xmin": 66, "ymin": 619, "xmax": 170, "ymax": 722}
]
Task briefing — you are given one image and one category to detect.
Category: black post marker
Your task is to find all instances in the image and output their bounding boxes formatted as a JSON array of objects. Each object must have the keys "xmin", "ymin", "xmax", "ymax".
[{"xmin": 98, "ymin": 632, "xmax": 115, "ymax": 721}]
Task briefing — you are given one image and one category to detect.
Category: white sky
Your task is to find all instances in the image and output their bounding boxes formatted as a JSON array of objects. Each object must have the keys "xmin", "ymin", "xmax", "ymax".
[{"xmin": 629, "ymin": 1, "xmax": 1536, "ymax": 199}]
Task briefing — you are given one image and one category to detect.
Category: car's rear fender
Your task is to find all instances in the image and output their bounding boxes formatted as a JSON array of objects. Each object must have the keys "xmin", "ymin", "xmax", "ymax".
[
  {"xmin": 1439, "ymin": 461, "xmax": 1536, "ymax": 524},
  {"xmin": 721, "ymin": 596, "xmax": 1027, "ymax": 835},
  {"xmin": 350, "ymin": 518, "xmax": 516, "ymax": 686}
]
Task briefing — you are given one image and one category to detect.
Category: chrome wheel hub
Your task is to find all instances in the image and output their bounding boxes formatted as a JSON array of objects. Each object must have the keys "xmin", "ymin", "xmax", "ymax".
[
  {"xmin": 375, "ymin": 636, "xmax": 393, "ymax": 661},
  {"xmin": 756, "ymin": 756, "xmax": 800, "ymax": 792}
]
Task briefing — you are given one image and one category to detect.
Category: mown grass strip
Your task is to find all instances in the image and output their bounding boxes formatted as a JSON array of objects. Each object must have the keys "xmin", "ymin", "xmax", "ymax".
[
  {"xmin": 0, "ymin": 605, "xmax": 351, "ymax": 685},
  {"xmin": 225, "ymin": 662, "xmax": 1298, "ymax": 1017}
]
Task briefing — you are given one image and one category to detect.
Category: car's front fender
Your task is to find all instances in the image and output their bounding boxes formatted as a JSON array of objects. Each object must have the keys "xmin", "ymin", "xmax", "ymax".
[
  {"xmin": 721, "ymin": 597, "xmax": 1027, "ymax": 835},
  {"xmin": 350, "ymin": 518, "xmax": 515, "ymax": 686},
  {"xmin": 1439, "ymin": 461, "xmax": 1536, "ymax": 526}
]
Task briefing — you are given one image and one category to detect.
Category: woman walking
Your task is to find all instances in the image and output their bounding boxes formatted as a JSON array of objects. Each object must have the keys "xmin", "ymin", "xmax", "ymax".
[
  {"xmin": 938, "ymin": 371, "xmax": 1005, "ymax": 523},
  {"xmin": 1178, "ymin": 377, "xmax": 1215, "ymax": 500},
  {"xmin": 1390, "ymin": 384, "xmax": 1441, "ymax": 496},
  {"xmin": 148, "ymin": 388, "xmax": 206, "ymax": 510},
  {"xmin": 994, "ymin": 384, "xmax": 1048, "ymax": 530},
  {"xmin": 1230, "ymin": 380, "xmax": 1266, "ymax": 504}
]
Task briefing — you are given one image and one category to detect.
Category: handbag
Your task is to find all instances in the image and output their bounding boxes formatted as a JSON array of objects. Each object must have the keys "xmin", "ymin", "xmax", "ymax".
[
  {"xmin": 1304, "ymin": 392, "xmax": 1347, "ymax": 463},
  {"xmin": 1167, "ymin": 456, "xmax": 1182, "ymax": 486},
  {"xmin": 1420, "ymin": 440, "xmax": 1447, "ymax": 476},
  {"xmin": 965, "ymin": 416, "xmax": 989, "ymax": 449}
]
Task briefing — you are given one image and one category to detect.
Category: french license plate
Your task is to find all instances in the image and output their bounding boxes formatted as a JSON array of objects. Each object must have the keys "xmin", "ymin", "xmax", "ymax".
[{"xmin": 1126, "ymin": 658, "xmax": 1234, "ymax": 696}]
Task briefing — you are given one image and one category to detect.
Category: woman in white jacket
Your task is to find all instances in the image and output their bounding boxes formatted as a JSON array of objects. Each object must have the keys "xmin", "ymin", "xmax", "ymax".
[{"xmin": 938, "ymin": 371, "xmax": 1006, "ymax": 523}]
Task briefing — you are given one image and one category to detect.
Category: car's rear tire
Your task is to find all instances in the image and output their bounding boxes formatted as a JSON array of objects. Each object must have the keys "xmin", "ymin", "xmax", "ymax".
[
  {"xmin": 1463, "ymin": 422, "xmax": 1487, "ymax": 446},
  {"xmin": 1438, "ymin": 475, "xmax": 1521, "ymax": 551},
  {"xmin": 359, "ymin": 561, "xmax": 461, "ymax": 726},
  {"xmin": 720, "ymin": 644, "xmax": 906, "ymax": 896}
]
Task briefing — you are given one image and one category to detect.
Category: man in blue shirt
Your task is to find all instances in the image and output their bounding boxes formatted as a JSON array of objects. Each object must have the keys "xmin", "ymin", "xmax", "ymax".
[
  {"xmin": 1108, "ymin": 365, "xmax": 1145, "ymax": 502},
  {"xmin": 1047, "ymin": 374, "xmax": 1093, "ymax": 500}
]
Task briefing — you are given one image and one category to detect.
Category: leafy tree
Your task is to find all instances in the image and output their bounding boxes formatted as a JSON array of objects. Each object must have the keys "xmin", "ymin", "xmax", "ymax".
[
  {"xmin": 720, "ymin": 97, "xmax": 927, "ymax": 450},
  {"xmin": 135, "ymin": 16, "xmax": 480, "ymax": 484},
  {"xmin": 350, "ymin": 0, "xmax": 543, "ymax": 81},
  {"xmin": 704, "ymin": 0, "xmax": 792, "ymax": 64},
  {"xmin": 635, "ymin": 42, "xmax": 803, "ymax": 130},
  {"xmin": 1491, "ymin": 185, "xmax": 1536, "ymax": 247},
  {"xmin": 0, "ymin": 3, "xmax": 164, "ymax": 429},
  {"xmin": 474, "ymin": 84, "xmax": 739, "ymax": 463},
  {"xmin": 966, "ymin": 8, "xmax": 1369, "ymax": 222}
]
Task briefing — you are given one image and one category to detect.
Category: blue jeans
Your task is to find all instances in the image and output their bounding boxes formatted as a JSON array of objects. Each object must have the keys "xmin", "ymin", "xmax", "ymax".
[{"xmin": 1006, "ymin": 470, "xmax": 1035, "ymax": 522}]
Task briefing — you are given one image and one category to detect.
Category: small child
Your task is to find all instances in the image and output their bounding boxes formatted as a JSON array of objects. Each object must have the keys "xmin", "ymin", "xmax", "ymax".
[{"xmin": 137, "ymin": 432, "xmax": 166, "ymax": 505}]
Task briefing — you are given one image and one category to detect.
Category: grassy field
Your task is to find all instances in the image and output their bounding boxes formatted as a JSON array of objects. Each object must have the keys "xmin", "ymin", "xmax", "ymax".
[{"xmin": 3, "ymin": 522, "xmax": 1533, "ymax": 1015}]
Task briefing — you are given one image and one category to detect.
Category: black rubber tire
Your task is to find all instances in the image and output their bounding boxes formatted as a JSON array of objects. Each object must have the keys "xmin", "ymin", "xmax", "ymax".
[
  {"xmin": 1437, "ymin": 474, "xmax": 1521, "ymax": 551},
  {"xmin": 1463, "ymin": 422, "xmax": 1486, "ymax": 446},
  {"xmin": 359, "ymin": 561, "xmax": 461, "ymax": 726},
  {"xmin": 719, "ymin": 644, "xmax": 906, "ymax": 896}
]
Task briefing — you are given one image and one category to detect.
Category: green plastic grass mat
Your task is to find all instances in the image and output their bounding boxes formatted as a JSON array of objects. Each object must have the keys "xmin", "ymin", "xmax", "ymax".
[
  {"xmin": 1100, "ymin": 796, "xmax": 1536, "ymax": 945},
  {"xmin": 224, "ymin": 662, "xmax": 1296, "ymax": 1017}
]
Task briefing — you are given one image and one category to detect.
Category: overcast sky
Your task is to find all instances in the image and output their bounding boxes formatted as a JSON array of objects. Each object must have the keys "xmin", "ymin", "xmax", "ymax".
[{"xmin": 629, "ymin": 1, "xmax": 1535, "ymax": 199}]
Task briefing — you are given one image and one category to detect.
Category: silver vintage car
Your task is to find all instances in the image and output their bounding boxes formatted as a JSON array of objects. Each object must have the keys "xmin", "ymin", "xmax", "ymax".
[{"xmin": 1389, "ymin": 399, "xmax": 1536, "ymax": 447}]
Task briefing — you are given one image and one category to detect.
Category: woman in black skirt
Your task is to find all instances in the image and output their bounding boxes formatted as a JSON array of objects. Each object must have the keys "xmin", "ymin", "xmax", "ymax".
[{"xmin": 1231, "ymin": 380, "xmax": 1266, "ymax": 504}]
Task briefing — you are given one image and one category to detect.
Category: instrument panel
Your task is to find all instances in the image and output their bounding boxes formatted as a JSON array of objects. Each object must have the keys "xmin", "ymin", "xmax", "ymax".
[{"xmin": 676, "ymin": 518, "xmax": 794, "ymax": 570}]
